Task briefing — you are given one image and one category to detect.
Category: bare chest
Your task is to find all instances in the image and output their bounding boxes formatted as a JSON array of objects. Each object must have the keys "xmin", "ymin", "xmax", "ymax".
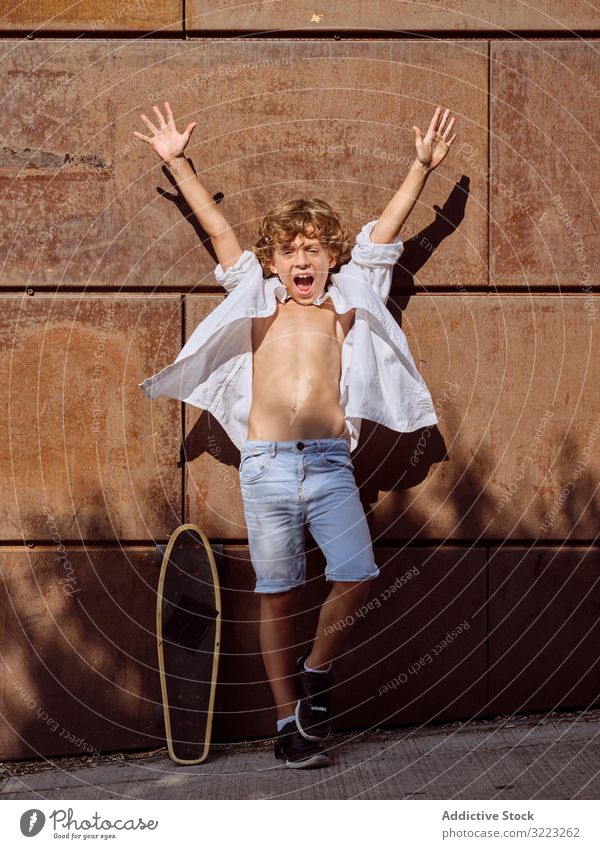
[{"xmin": 251, "ymin": 300, "xmax": 354, "ymax": 356}]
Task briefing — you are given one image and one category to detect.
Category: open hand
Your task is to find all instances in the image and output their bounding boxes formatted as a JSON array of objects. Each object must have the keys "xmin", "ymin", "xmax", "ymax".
[
  {"xmin": 133, "ymin": 101, "xmax": 197, "ymax": 165},
  {"xmin": 412, "ymin": 106, "xmax": 457, "ymax": 171}
]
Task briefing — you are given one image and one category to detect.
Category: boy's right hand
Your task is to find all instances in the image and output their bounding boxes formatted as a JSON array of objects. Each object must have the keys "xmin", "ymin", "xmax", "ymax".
[{"xmin": 133, "ymin": 101, "xmax": 197, "ymax": 165}]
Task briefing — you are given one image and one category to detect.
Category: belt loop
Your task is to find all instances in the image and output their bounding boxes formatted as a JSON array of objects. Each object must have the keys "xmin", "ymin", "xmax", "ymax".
[{"xmin": 270, "ymin": 442, "xmax": 276, "ymax": 458}]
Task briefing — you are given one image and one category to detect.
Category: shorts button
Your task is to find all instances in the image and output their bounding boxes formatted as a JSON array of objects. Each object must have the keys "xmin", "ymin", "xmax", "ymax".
[{"xmin": 296, "ymin": 441, "xmax": 304, "ymax": 450}]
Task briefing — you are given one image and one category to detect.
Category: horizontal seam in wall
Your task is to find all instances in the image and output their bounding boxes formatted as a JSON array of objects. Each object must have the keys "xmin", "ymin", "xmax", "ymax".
[
  {"xmin": 6, "ymin": 541, "xmax": 600, "ymax": 549},
  {"xmin": 2, "ymin": 287, "xmax": 599, "ymax": 296},
  {"xmin": 0, "ymin": 31, "xmax": 597, "ymax": 40}
]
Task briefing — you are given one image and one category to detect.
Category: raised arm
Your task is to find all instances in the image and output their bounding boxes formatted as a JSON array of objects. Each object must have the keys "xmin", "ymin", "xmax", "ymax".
[
  {"xmin": 134, "ymin": 101, "xmax": 243, "ymax": 271},
  {"xmin": 370, "ymin": 106, "xmax": 457, "ymax": 244}
]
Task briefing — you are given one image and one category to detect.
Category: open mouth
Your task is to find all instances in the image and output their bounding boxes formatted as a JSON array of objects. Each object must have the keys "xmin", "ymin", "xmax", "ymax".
[{"xmin": 293, "ymin": 274, "xmax": 314, "ymax": 294}]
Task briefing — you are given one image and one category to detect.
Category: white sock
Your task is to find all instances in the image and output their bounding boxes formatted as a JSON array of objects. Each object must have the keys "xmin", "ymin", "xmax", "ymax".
[
  {"xmin": 277, "ymin": 714, "xmax": 295, "ymax": 732},
  {"xmin": 304, "ymin": 659, "xmax": 332, "ymax": 674}
]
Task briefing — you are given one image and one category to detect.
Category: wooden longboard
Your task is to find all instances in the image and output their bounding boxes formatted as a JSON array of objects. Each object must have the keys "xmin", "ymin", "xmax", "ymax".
[{"xmin": 156, "ymin": 524, "xmax": 221, "ymax": 765}]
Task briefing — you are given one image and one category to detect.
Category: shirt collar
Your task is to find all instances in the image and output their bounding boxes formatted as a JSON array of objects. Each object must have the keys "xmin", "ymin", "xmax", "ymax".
[{"xmin": 268, "ymin": 276, "xmax": 332, "ymax": 306}]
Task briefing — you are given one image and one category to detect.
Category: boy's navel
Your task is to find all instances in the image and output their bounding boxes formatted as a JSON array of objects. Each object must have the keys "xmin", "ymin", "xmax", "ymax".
[{"xmin": 289, "ymin": 367, "xmax": 314, "ymax": 424}]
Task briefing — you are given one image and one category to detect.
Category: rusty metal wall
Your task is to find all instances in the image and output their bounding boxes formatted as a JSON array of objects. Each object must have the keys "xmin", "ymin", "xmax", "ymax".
[{"xmin": 1, "ymin": 8, "xmax": 598, "ymax": 759}]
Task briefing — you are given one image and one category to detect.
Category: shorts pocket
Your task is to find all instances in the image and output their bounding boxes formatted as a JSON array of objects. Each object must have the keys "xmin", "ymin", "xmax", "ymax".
[
  {"xmin": 319, "ymin": 448, "xmax": 353, "ymax": 470},
  {"xmin": 239, "ymin": 451, "xmax": 271, "ymax": 483}
]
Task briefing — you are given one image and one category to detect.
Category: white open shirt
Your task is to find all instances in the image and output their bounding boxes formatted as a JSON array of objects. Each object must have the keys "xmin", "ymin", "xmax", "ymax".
[{"xmin": 138, "ymin": 219, "xmax": 438, "ymax": 452}]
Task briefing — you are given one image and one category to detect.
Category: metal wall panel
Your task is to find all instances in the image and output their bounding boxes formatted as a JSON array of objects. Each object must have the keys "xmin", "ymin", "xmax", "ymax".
[
  {"xmin": 333, "ymin": 547, "xmax": 487, "ymax": 729},
  {"xmin": 0, "ymin": 545, "xmax": 486, "ymax": 758},
  {"xmin": 187, "ymin": 1, "xmax": 600, "ymax": 33},
  {"xmin": 491, "ymin": 41, "xmax": 600, "ymax": 288},
  {"xmin": 0, "ymin": 295, "xmax": 182, "ymax": 541},
  {"xmin": 488, "ymin": 547, "xmax": 600, "ymax": 714},
  {"xmin": 0, "ymin": 1, "xmax": 182, "ymax": 32},
  {"xmin": 384, "ymin": 294, "xmax": 600, "ymax": 542},
  {"xmin": 2, "ymin": 1, "xmax": 593, "ymax": 33},
  {"xmin": 4, "ymin": 542, "xmax": 598, "ymax": 757},
  {"xmin": 183, "ymin": 295, "xmax": 245, "ymax": 536},
  {"xmin": 0, "ymin": 39, "xmax": 487, "ymax": 288},
  {"xmin": 0, "ymin": 548, "xmax": 161, "ymax": 761},
  {"xmin": 0, "ymin": 41, "xmax": 207, "ymax": 288}
]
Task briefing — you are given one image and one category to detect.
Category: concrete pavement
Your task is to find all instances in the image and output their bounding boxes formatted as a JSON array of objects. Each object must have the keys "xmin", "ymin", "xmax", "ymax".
[{"xmin": 1, "ymin": 708, "xmax": 599, "ymax": 800}]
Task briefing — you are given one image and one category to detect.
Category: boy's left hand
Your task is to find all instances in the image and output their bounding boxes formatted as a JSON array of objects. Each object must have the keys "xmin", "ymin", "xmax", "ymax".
[{"xmin": 412, "ymin": 106, "xmax": 457, "ymax": 171}]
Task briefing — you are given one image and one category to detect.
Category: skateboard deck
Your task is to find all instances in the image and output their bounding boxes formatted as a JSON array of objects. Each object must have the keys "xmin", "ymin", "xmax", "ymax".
[{"xmin": 156, "ymin": 524, "xmax": 221, "ymax": 765}]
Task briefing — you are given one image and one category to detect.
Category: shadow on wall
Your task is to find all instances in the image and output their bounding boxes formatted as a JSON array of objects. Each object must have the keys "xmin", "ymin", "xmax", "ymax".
[
  {"xmin": 181, "ymin": 404, "xmax": 447, "ymax": 498},
  {"xmin": 395, "ymin": 175, "xmax": 469, "ymax": 290},
  {"xmin": 0, "ymin": 170, "xmax": 462, "ymax": 758},
  {"xmin": 5, "ymin": 171, "xmax": 600, "ymax": 759},
  {"xmin": 1, "ymin": 534, "xmax": 162, "ymax": 761},
  {"xmin": 3, "ymin": 422, "xmax": 600, "ymax": 761},
  {"xmin": 156, "ymin": 161, "xmax": 225, "ymax": 262}
]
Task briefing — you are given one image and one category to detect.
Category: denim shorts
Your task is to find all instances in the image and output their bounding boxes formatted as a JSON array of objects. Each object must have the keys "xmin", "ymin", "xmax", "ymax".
[{"xmin": 239, "ymin": 438, "xmax": 379, "ymax": 593}]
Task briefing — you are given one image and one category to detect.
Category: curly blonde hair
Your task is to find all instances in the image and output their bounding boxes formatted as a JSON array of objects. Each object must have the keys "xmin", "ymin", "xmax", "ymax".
[{"xmin": 252, "ymin": 198, "xmax": 352, "ymax": 277}]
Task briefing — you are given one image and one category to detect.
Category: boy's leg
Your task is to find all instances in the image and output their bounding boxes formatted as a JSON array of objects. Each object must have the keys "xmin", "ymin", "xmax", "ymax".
[
  {"xmin": 261, "ymin": 585, "xmax": 331, "ymax": 769},
  {"xmin": 305, "ymin": 579, "xmax": 371, "ymax": 669},
  {"xmin": 303, "ymin": 440, "xmax": 381, "ymax": 669},
  {"xmin": 240, "ymin": 441, "xmax": 331, "ymax": 766},
  {"xmin": 294, "ymin": 579, "xmax": 372, "ymax": 742},
  {"xmin": 239, "ymin": 441, "xmax": 308, "ymax": 719},
  {"xmin": 259, "ymin": 587, "xmax": 303, "ymax": 718}
]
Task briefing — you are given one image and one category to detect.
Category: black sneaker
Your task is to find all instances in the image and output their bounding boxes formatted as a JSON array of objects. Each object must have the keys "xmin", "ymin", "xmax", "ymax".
[
  {"xmin": 274, "ymin": 718, "xmax": 329, "ymax": 768},
  {"xmin": 295, "ymin": 652, "xmax": 333, "ymax": 741}
]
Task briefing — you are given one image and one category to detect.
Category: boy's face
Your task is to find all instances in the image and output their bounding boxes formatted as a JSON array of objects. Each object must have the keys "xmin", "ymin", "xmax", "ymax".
[{"xmin": 267, "ymin": 231, "xmax": 337, "ymax": 305}]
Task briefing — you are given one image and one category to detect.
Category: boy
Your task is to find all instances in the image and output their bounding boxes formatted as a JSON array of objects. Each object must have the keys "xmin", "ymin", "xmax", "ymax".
[{"xmin": 135, "ymin": 102, "xmax": 457, "ymax": 768}]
